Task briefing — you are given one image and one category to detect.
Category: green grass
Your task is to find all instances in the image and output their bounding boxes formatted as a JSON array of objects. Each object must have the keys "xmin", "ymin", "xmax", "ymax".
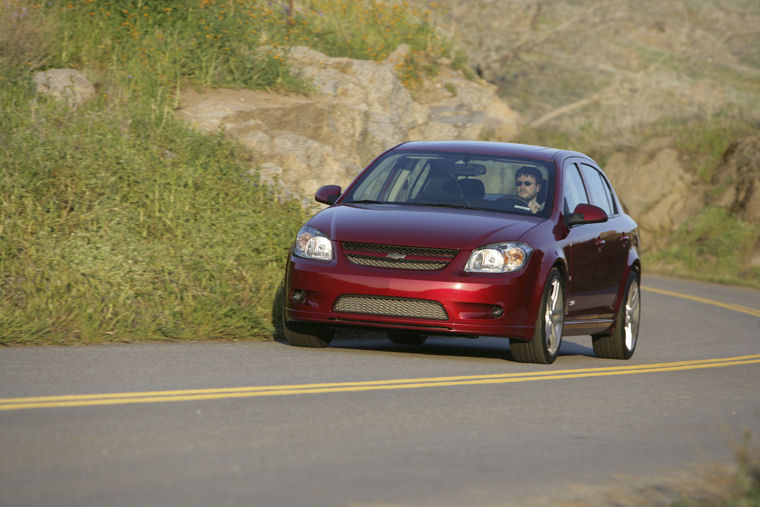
[
  {"xmin": 0, "ymin": 82, "xmax": 307, "ymax": 344},
  {"xmin": 645, "ymin": 207, "xmax": 760, "ymax": 288}
]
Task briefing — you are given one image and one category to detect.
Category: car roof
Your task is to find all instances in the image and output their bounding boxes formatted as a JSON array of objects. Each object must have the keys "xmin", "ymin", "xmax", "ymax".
[{"xmin": 392, "ymin": 140, "xmax": 585, "ymax": 162}]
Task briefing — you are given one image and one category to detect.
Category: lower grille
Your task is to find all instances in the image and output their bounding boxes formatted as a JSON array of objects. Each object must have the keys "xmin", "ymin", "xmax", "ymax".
[{"xmin": 333, "ymin": 295, "xmax": 448, "ymax": 320}]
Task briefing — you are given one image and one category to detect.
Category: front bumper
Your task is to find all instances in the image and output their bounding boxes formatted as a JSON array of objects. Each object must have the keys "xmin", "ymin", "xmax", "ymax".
[{"xmin": 284, "ymin": 253, "xmax": 541, "ymax": 340}]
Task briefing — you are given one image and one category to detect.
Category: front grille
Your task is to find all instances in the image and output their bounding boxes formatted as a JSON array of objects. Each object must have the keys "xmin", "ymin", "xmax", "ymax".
[
  {"xmin": 342, "ymin": 242, "xmax": 458, "ymax": 271},
  {"xmin": 345, "ymin": 255, "xmax": 448, "ymax": 270},
  {"xmin": 333, "ymin": 295, "xmax": 449, "ymax": 320}
]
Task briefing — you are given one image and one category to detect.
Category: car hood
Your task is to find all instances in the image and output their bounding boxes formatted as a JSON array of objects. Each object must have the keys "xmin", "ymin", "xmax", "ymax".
[{"xmin": 308, "ymin": 203, "xmax": 541, "ymax": 250}]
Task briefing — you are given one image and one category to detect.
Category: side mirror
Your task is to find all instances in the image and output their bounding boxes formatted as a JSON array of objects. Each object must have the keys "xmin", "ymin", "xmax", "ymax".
[
  {"xmin": 565, "ymin": 203, "xmax": 608, "ymax": 227},
  {"xmin": 315, "ymin": 185, "xmax": 342, "ymax": 205}
]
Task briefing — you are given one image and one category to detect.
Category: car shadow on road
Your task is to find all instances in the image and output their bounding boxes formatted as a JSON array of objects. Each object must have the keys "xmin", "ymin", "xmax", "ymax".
[{"xmin": 278, "ymin": 328, "xmax": 596, "ymax": 362}]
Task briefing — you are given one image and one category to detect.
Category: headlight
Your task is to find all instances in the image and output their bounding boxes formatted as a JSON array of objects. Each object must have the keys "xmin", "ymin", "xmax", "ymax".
[
  {"xmin": 293, "ymin": 225, "xmax": 333, "ymax": 261},
  {"xmin": 465, "ymin": 242, "xmax": 533, "ymax": 273}
]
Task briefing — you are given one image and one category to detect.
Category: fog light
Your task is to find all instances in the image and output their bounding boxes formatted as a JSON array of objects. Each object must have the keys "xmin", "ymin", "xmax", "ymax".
[
  {"xmin": 291, "ymin": 290, "xmax": 306, "ymax": 304},
  {"xmin": 491, "ymin": 305, "xmax": 504, "ymax": 318}
]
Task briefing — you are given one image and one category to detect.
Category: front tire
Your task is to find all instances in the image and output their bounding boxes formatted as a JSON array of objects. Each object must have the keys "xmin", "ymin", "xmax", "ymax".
[
  {"xmin": 510, "ymin": 268, "xmax": 564, "ymax": 364},
  {"xmin": 593, "ymin": 271, "xmax": 640, "ymax": 359},
  {"xmin": 282, "ymin": 303, "xmax": 334, "ymax": 347}
]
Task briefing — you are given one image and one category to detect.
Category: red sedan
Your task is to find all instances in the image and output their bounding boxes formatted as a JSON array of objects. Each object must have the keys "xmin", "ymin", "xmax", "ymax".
[{"xmin": 282, "ymin": 141, "xmax": 641, "ymax": 364}]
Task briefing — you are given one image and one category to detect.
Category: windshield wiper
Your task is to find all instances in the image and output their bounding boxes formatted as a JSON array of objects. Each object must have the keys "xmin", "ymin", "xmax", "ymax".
[
  {"xmin": 405, "ymin": 202, "xmax": 472, "ymax": 210},
  {"xmin": 347, "ymin": 199, "xmax": 388, "ymax": 205}
]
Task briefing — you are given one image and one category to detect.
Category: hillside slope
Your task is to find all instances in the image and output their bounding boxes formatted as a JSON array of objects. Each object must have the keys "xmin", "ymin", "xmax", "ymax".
[{"xmin": 425, "ymin": 0, "xmax": 760, "ymax": 284}]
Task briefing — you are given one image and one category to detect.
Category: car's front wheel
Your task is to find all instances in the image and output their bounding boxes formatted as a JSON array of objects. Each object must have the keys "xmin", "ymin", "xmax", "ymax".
[
  {"xmin": 282, "ymin": 312, "xmax": 334, "ymax": 348},
  {"xmin": 510, "ymin": 268, "xmax": 564, "ymax": 364},
  {"xmin": 592, "ymin": 270, "xmax": 640, "ymax": 359}
]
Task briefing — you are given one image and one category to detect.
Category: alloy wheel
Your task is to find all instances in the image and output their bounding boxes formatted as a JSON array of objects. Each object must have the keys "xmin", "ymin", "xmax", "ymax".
[
  {"xmin": 623, "ymin": 279, "xmax": 640, "ymax": 352},
  {"xmin": 544, "ymin": 277, "xmax": 564, "ymax": 355}
]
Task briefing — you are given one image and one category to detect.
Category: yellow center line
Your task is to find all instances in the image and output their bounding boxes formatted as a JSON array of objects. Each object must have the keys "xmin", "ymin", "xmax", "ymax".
[
  {"xmin": 642, "ymin": 286, "xmax": 760, "ymax": 318},
  {"xmin": 2, "ymin": 355, "xmax": 759, "ymax": 411}
]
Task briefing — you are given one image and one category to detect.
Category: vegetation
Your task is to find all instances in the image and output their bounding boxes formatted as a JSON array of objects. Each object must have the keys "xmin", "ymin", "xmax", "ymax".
[
  {"xmin": 1, "ymin": 0, "xmax": 758, "ymax": 347},
  {"xmin": 0, "ymin": 82, "xmax": 305, "ymax": 344},
  {"xmin": 648, "ymin": 207, "xmax": 760, "ymax": 287},
  {"xmin": 671, "ymin": 432, "xmax": 760, "ymax": 506},
  {"xmin": 0, "ymin": 0, "xmax": 446, "ymax": 345}
]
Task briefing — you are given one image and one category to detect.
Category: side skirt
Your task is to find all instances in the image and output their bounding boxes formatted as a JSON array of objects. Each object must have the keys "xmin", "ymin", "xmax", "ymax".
[{"xmin": 563, "ymin": 317, "xmax": 614, "ymax": 336}]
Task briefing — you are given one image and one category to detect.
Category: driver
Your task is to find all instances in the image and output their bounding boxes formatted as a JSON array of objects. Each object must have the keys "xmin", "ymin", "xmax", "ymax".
[{"xmin": 515, "ymin": 166, "xmax": 544, "ymax": 214}]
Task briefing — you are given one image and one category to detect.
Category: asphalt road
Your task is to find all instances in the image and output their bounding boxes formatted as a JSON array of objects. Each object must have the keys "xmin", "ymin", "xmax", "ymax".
[{"xmin": 1, "ymin": 275, "xmax": 759, "ymax": 506}]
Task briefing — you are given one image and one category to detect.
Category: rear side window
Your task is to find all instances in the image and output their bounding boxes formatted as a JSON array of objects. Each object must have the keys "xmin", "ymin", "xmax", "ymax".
[
  {"xmin": 579, "ymin": 163, "xmax": 616, "ymax": 215},
  {"xmin": 563, "ymin": 163, "xmax": 588, "ymax": 214}
]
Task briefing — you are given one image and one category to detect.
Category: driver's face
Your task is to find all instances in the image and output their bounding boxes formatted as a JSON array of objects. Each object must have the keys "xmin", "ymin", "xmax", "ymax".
[{"xmin": 516, "ymin": 175, "xmax": 539, "ymax": 201}]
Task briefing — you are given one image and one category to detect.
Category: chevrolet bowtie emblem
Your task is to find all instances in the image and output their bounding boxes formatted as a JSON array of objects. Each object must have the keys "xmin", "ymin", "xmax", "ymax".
[{"xmin": 386, "ymin": 252, "xmax": 406, "ymax": 260}]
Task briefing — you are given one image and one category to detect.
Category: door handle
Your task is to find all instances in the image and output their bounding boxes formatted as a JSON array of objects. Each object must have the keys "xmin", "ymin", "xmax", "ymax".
[
  {"xmin": 620, "ymin": 232, "xmax": 630, "ymax": 247},
  {"xmin": 595, "ymin": 237, "xmax": 606, "ymax": 251}
]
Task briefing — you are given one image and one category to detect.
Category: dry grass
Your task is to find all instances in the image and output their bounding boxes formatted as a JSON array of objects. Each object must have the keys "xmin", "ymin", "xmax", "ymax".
[{"xmin": 531, "ymin": 430, "xmax": 760, "ymax": 507}]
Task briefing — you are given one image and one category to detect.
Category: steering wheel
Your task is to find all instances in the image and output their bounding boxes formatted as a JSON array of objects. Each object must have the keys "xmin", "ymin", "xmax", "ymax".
[{"xmin": 497, "ymin": 195, "xmax": 531, "ymax": 211}]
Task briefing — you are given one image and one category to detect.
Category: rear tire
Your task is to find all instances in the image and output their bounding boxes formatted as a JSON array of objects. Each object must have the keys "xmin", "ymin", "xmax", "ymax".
[
  {"xmin": 282, "ymin": 304, "xmax": 334, "ymax": 348},
  {"xmin": 593, "ymin": 271, "xmax": 640, "ymax": 359},
  {"xmin": 387, "ymin": 331, "xmax": 427, "ymax": 346},
  {"xmin": 510, "ymin": 268, "xmax": 564, "ymax": 364}
]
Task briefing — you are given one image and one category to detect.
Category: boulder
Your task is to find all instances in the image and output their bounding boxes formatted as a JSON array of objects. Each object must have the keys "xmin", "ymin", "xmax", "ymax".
[
  {"xmin": 604, "ymin": 138, "xmax": 702, "ymax": 249},
  {"xmin": 175, "ymin": 46, "xmax": 520, "ymax": 201},
  {"xmin": 712, "ymin": 134, "xmax": 760, "ymax": 223},
  {"xmin": 33, "ymin": 69, "xmax": 95, "ymax": 108}
]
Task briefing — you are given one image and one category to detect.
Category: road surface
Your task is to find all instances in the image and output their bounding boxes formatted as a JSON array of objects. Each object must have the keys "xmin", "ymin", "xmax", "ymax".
[{"xmin": 1, "ymin": 275, "xmax": 759, "ymax": 506}]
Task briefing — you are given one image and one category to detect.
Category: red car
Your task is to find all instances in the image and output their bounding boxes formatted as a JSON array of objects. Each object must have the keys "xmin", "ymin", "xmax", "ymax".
[{"xmin": 282, "ymin": 141, "xmax": 641, "ymax": 363}]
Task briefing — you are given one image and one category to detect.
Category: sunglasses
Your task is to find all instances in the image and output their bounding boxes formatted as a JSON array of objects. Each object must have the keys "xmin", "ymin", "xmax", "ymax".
[{"xmin": 516, "ymin": 180, "xmax": 534, "ymax": 187}]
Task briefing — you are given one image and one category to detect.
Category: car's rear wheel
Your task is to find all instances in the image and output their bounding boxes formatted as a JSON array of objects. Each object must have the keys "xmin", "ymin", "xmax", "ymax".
[
  {"xmin": 592, "ymin": 270, "xmax": 640, "ymax": 359},
  {"xmin": 282, "ymin": 310, "xmax": 334, "ymax": 348},
  {"xmin": 387, "ymin": 331, "xmax": 427, "ymax": 346},
  {"xmin": 510, "ymin": 268, "xmax": 564, "ymax": 364}
]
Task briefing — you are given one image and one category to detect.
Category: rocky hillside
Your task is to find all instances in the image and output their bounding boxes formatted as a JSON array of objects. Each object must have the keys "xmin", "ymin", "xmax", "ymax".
[
  {"xmin": 427, "ymin": 0, "xmax": 760, "ymax": 277},
  {"xmin": 430, "ymin": 0, "xmax": 760, "ymax": 130},
  {"xmin": 35, "ymin": 1, "xmax": 759, "ymax": 285},
  {"xmin": 174, "ymin": 44, "xmax": 519, "ymax": 200}
]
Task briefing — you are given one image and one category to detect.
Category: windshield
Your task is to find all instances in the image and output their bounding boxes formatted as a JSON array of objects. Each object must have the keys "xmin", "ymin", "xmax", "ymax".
[{"xmin": 343, "ymin": 151, "xmax": 555, "ymax": 217}]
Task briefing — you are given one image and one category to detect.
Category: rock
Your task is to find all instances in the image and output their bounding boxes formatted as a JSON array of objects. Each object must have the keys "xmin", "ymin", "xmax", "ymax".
[
  {"xmin": 175, "ymin": 46, "xmax": 519, "ymax": 201},
  {"xmin": 33, "ymin": 69, "xmax": 95, "ymax": 108},
  {"xmin": 604, "ymin": 139, "xmax": 703, "ymax": 249},
  {"xmin": 605, "ymin": 132, "xmax": 760, "ymax": 253},
  {"xmin": 712, "ymin": 134, "xmax": 760, "ymax": 223}
]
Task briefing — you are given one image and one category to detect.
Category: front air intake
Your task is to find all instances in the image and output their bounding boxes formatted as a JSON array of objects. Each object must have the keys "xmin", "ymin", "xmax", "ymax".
[{"xmin": 333, "ymin": 295, "xmax": 449, "ymax": 320}]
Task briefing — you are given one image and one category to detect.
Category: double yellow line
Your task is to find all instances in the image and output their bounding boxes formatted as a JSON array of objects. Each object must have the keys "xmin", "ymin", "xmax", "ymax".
[
  {"xmin": 642, "ymin": 286, "xmax": 760, "ymax": 318},
  {"xmin": 2, "ymin": 355, "xmax": 759, "ymax": 411}
]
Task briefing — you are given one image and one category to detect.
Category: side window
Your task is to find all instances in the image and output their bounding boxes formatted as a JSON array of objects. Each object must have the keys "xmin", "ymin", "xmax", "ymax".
[
  {"xmin": 579, "ymin": 163, "xmax": 615, "ymax": 215},
  {"xmin": 563, "ymin": 163, "xmax": 588, "ymax": 214},
  {"xmin": 599, "ymin": 174, "xmax": 618, "ymax": 215}
]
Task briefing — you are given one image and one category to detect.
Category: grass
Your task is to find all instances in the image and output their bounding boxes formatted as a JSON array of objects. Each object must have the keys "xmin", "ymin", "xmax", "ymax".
[
  {"xmin": 670, "ymin": 431, "xmax": 760, "ymax": 506},
  {"xmin": 0, "ymin": 0, "xmax": 449, "ymax": 345},
  {"xmin": 0, "ymin": 83, "xmax": 307, "ymax": 344},
  {"xmin": 645, "ymin": 207, "xmax": 760, "ymax": 288}
]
